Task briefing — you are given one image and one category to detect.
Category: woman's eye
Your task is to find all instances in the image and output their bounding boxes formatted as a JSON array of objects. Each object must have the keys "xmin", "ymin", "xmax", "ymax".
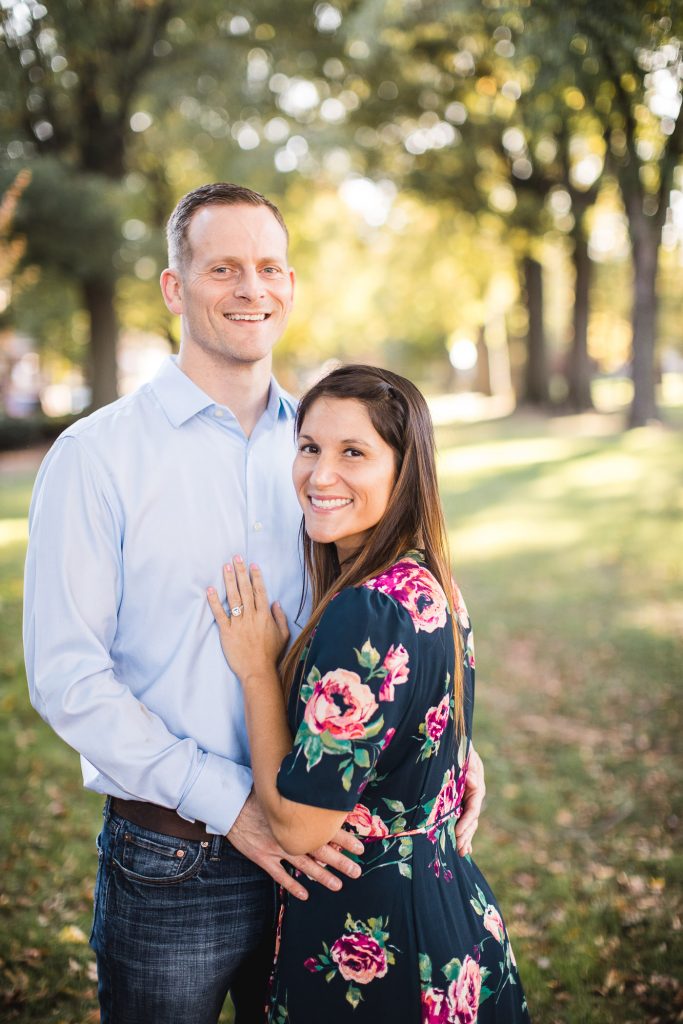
[
  {"xmin": 344, "ymin": 448, "xmax": 363, "ymax": 458},
  {"xmin": 298, "ymin": 444, "xmax": 318, "ymax": 454}
]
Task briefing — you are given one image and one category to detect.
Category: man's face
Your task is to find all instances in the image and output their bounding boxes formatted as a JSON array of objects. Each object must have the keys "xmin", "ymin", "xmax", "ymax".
[{"xmin": 163, "ymin": 203, "xmax": 295, "ymax": 368}]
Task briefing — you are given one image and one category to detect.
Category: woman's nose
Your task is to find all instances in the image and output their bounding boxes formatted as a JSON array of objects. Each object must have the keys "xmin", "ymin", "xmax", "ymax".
[{"xmin": 309, "ymin": 455, "xmax": 338, "ymax": 487}]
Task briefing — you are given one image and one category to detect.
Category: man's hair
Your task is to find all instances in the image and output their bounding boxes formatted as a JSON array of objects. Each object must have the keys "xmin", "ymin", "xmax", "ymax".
[{"xmin": 166, "ymin": 182, "xmax": 289, "ymax": 270}]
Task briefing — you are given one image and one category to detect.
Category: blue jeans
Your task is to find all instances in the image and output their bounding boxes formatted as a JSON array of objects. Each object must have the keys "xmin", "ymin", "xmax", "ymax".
[{"xmin": 90, "ymin": 800, "xmax": 276, "ymax": 1024}]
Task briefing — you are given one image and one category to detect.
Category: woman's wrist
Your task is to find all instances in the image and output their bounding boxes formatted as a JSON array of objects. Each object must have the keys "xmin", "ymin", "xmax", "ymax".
[{"xmin": 240, "ymin": 665, "xmax": 279, "ymax": 689}]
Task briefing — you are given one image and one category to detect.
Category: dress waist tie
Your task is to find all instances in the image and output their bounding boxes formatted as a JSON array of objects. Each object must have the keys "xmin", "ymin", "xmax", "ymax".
[{"xmin": 359, "ymin": 806, "xmax": 461, "ymax": 843}]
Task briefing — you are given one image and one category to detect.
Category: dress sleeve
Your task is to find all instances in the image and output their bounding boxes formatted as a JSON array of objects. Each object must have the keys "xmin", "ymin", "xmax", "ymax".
[{"xmin": 276, "ymin": 585, "xmax": 419, "ymax": 811}]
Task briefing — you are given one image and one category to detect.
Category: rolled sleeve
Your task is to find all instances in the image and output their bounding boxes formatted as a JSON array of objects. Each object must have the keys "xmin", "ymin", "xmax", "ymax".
[{"xmin": 177, "ymin": 752, "xmax": 253, "ymax": 835}]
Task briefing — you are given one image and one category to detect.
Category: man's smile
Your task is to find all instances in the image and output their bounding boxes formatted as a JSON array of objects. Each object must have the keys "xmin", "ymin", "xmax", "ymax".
[{"xmin": 224, "ymin": 312, "xmax": 271, "ymax": 321}]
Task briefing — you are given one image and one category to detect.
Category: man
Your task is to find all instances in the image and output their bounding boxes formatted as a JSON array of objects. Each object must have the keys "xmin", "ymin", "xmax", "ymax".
[{"xmin": 24, "ymin": 183, "xmax": 485, "ymax": 1023}]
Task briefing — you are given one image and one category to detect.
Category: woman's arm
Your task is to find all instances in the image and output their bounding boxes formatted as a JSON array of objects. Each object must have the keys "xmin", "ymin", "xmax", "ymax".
[{"xmin": 207, "ymin": 557, "xmax": 348, "ymax": 855}]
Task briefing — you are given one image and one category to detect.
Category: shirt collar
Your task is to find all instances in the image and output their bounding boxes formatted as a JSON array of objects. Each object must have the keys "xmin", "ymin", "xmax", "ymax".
[
  {"xmin": 267, "ymin": 376, "xmax": 298, "ymax": 424},
  {"xmin": 150, "ymin": 355, "xmax": 297, "ymax": 428}
]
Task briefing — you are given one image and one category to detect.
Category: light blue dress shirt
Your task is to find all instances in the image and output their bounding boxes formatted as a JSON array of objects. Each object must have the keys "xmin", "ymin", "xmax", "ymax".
[{"xmin": 23, "ymin": 356, "xmax": 306, "ymax": 835}]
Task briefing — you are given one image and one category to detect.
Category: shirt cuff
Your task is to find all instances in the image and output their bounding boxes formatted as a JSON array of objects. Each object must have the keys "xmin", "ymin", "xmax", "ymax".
[{"xmin": 177, "ymin": 752, "xmax": 253, "ymax": 835}]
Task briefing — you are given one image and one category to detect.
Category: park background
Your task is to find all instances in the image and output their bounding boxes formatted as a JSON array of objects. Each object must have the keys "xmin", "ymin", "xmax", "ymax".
[{"xmin": 0, "ymin": 1, "xmax": 681, "ymax": 1021}]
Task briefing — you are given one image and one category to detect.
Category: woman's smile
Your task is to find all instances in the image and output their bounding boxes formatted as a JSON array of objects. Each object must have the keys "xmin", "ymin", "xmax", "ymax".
[{"xmin": 308, "ymin": 495, "xmax": 353, "ymax": 511}]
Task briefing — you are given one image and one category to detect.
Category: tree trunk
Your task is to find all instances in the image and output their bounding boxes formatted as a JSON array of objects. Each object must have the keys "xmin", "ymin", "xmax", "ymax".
[
  {"xmin": 566, "ymin": 229, "xmax": 594, "ymax": 411},
  {"xmin": 484, "ymin": 315, "xmax": 513, "ymax": 398},
  {"xmin": 628, "ymin": 214, "xmax": 660, "ymax": 427},
  {"xmin": 474, "ymin": 325, "xmax": 492, "ymax": 396},
  {"xmin": 522, "ymin": 255, "xmax": 549, "ymax": 405},
  {"xmin": 83, "ymin": 277, "xmax": 119, "ymax": 409}
]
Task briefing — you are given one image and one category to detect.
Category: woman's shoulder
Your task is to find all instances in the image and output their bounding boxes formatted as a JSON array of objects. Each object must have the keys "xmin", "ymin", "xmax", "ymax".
[{"xmin": 357, "ymin": 552, "xmax": 451, "ymax": 635}]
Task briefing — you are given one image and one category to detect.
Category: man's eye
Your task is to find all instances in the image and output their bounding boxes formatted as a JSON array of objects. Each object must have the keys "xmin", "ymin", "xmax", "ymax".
[{"xmin": 263, "ymin": 266, "xmax": 281, "ymax": 274}]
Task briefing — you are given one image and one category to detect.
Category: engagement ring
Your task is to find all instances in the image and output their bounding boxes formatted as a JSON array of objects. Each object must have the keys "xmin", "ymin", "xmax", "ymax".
[{"xmin": 231, "ymin": 605, "xmax": 244, "ymax": 617}]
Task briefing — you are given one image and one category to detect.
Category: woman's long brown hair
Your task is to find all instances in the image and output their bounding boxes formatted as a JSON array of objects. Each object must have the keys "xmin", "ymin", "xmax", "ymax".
[{"xmin": 280, "ymin": 364, "xmax": 465, "ymax": 739}]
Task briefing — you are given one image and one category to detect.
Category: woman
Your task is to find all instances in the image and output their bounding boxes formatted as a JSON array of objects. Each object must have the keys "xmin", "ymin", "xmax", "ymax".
[{"xmin": 207, "ymin": 365, "xmax": 530, "ymax": 1023}]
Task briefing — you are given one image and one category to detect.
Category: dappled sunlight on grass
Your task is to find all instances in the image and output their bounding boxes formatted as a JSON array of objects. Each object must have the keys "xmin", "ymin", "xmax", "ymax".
[
  {"xmin": 538, "ymin": 448, "xmax": 644, "ymax": 491},
  {"xmin": 0, "ymin": 520, "xmax": 28, "ymax": 548},
  {"xmin": 449, "ymin": 517, "xmax": 585, "ymax": 560},
  {"xmin": 617, "ymin": 599, "xmax": 683, "ymax": 638},
  {"xmin": 439, "ymin": 435, "xmax": 581, "ymax": 478}
]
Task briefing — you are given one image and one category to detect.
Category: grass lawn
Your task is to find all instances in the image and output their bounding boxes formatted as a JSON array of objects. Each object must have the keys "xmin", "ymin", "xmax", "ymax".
[{"xmin": 1, "ymin": 408, "xmax": 681, "ymax": 1023}]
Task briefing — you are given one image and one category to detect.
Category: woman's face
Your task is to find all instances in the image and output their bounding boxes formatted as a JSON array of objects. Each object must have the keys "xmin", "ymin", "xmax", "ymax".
[{"xmin": 293, "ymin": 397, "xmax": 398, "ymax": 562}]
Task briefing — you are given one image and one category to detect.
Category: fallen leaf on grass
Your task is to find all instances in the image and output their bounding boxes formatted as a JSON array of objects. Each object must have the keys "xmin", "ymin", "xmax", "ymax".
[
  {"xmin": 648, "ymin": 973, "xmax": 681, "ymax": 995},
  {"xmin": 57, "ymin": 925, "xmax": 87, "ymax": 945},
  {"xmin": 15, "ymin": 947, "xmax": 43, "ymax": 965},
  {"xmin": 1, "ymin": 966, "xmax": 29, "ymax": 1003},
  {"xmin": 600, "ymin": 968, "xmax": 626, "ymax": 994},
  {"xmin": 14, "ymin": 728, "xmax": 35, "ymax": 750}
]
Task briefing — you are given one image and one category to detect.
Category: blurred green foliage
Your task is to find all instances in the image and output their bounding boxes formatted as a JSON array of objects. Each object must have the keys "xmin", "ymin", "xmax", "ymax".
[{"xmin": 0, "ymin": 0, "xmax": 681, "ymax": 421}]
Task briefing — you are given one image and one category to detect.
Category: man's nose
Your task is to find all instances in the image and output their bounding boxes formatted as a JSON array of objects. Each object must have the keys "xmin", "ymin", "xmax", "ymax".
[{"xmin": 233, "ymin": 266, "xmax": 264, "ymax": 301}]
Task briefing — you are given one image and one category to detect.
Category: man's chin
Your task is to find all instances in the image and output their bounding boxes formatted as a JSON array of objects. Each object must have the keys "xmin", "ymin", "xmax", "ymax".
[{"xmin": 210, "ymin": 341, "xmax": 277, "ymax": 367}]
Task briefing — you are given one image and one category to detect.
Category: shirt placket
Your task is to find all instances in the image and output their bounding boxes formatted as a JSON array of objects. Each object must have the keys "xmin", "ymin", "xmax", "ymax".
[{"xmin": 244, "ymin": 434, "xmax": 263, "ymax": 566}]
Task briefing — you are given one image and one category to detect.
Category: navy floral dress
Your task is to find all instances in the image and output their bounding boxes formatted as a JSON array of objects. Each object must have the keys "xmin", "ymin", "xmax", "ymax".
[{"xmin": 270, "ymin": 553, "xmax": 530, "ymax": 1023}]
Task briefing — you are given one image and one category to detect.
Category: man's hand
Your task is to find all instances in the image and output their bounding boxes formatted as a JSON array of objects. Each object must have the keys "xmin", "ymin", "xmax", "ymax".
[
  {"xmin": 227, "ymin": 792, "xmax": 363, "ymax": 900},
  {"xmin": 455, "ymin": 745, "xmax": 486, "ymax": 857}
]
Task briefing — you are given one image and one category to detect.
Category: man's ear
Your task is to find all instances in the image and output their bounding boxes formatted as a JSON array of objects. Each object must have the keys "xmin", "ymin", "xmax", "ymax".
[{"xmin": 160, "ymin": 267, "xmax": 183, "ymax": 315}]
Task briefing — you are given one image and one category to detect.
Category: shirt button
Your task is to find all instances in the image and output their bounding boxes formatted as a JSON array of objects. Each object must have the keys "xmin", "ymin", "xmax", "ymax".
[
  {"xmin": 214, "ymin": 409, "xmax": 224, "ymax": 418},
  {"xmin": 253, "ymin": 521, "xmax": 263, "ymax": 532}
]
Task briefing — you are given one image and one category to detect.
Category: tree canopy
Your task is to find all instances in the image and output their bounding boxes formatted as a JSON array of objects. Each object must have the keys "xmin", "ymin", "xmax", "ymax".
[{"xmin": 1, "ymin": 0, "xmax": 681, "ymax": 424}]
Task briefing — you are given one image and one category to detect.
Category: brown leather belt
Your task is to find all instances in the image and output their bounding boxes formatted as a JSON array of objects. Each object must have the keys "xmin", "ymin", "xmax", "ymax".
[{"xmin": 110, "ymin": 797, "xmax": 210, "ymax": 841}]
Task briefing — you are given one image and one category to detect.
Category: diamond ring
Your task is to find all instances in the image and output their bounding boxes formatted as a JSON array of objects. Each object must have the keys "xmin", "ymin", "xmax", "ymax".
[{"xmin": 231, "ymin": 605, "xmax": 244, "ymax": 617}]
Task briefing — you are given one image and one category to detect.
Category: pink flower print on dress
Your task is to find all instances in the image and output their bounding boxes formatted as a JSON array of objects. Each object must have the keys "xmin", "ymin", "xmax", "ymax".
[
  {"xmin": 450, "ymin": 579, "xmax": 470, "ymax": 630},
  {"xmin": 424, "ymin": 694, "xmax": 450, "ymax": 743},
  {"xmin": 426, "ymin": 767, "xmax": 460, "ymax": 842},
  {"xmin": 303, "ymin": 668, "xmax": 378, "ymax": 740},
  {"xmin": 365, "ymin": 559, "xmax": 448, "ymax": 634},
  {"xmin": 465, "ymin": 629, "xmax": 475, "ymax": 669},
  {"xmin": 447, "ymin": 955, "xmax": 482, "ymax": 1024},
  {"xmin": 381, "ymin": 727, "xmax": 396, "ymax": 751},
  {"xmin": 379, "ymin": 643, "xmax": 410, "ymax": 701},
  {"xmin": 330, "ymin": 932, "xmax": 388, "ymax": 985},
  {"xmin": 345, "ymin": 803, "xmax": 390, "ymax": 839},
  {"xmin": 455, "ymin": 757, "xmax": 469, "ymax": 811},
  {"xmin": 420, "ymin": 986, "xmax": 450, "ymax": 1023},
  {"xmin": 483, "ymin": 905, "xmax": 506, "ymax": 945}
]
